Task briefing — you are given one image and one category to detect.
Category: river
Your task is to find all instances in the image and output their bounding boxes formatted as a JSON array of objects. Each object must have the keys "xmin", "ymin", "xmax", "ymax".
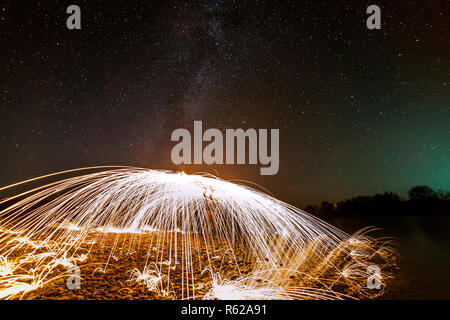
[{"xmin": 326, "ymin": 215, "xmax": 450, "ymax": 299}]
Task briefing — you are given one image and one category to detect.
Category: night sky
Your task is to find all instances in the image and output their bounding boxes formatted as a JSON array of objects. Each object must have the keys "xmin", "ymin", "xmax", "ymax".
[{"xmin": 0, "ymin": 1, "xmax": 449, "ymax": 206}]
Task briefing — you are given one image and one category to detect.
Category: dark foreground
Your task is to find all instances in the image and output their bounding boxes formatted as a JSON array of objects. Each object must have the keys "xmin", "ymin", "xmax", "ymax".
[{"xmin": 327, "ymin": 215, "xmax": 450, "ymax": 300}]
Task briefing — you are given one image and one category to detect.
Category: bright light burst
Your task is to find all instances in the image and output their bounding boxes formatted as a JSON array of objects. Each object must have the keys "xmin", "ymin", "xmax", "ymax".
[{"xmin": 0, "ymin": 166, "xmax": 396, "ymax": 299}]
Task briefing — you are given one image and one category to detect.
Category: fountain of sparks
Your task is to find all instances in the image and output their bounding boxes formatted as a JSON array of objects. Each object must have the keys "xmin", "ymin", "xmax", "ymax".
[{"xmin": 0, "ymin": 166, "xmax": 396, "ymax": 299}]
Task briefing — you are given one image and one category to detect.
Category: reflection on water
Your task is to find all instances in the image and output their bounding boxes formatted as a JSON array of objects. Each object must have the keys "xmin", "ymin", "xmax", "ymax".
[{"xmin": 327, "ymin": 216, "xmax": 450, "ymax": 299}]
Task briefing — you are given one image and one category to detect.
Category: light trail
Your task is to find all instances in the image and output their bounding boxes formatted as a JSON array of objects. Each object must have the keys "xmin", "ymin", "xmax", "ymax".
[{"xmin": 0, "ymin": 167, "xmax": 396, "ymax": 299}]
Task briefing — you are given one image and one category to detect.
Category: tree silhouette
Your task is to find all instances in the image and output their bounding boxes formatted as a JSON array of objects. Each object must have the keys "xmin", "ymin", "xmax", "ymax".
[
  {"xmin": 408, "ymin": 185, "xmax": 436, "ymax": 201},
  {"xmin": 305, "ymin": 186, "xmax": 449, "ymax": 217}
]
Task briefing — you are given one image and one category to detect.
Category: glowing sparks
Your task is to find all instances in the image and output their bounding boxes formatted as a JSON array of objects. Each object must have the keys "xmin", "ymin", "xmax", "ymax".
[
  {"xmin": 0, "ymin": 166, "xmax": 396, "ymax": 299},
  {"xmin": 127, "ymin": 264, "xmax": 169, "ymax": 296}
]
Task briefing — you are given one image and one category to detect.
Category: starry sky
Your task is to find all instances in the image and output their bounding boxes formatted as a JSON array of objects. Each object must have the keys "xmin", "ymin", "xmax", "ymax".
[{"xmin": 0, "ymin": 0, "xmax": 449, "ymax": 206}]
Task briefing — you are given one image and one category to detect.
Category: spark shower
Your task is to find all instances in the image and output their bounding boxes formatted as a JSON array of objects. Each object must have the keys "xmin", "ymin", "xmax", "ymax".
[{"xmin": 0, "ymin": 166, "xmax": 395, "ymax": 300}]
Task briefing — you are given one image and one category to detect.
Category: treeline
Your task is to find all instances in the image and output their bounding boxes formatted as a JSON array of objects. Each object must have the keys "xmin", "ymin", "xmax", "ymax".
[{"xmin": 305, "ymin": 185, "xmax": 450, "ymax": 217}]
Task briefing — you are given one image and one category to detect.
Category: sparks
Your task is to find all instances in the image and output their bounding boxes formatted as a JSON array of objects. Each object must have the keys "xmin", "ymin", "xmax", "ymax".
[{"xmin": 0, "ymin": 166, "xmax": 396, "ymax": 299}]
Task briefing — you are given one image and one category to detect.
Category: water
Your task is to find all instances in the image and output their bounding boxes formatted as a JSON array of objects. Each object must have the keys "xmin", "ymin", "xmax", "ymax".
[{"xmin": 326, "ymin": 216, "xmax": 450, "ymax": 299}]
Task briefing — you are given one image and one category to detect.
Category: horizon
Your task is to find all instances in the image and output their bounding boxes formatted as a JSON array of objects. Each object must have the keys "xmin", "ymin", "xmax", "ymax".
[{"xmin": 1, "ymin": 0, "xmax": 449, "ymax": 206}]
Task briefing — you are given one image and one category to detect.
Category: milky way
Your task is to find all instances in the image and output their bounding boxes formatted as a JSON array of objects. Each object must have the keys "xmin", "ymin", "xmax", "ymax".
[{"xmin": 0, "ymin": 0, "xmax": 448, "ymax": 206}]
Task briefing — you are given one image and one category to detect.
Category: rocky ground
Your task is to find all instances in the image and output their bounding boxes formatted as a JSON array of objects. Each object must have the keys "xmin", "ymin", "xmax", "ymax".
[
  {"xmin": 19, "ymin": 232, "xmax": 254, "ymax": 300},
  {"xmin": 0, "ymin": 230, "xmax": 398, "ymax": 300}
]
